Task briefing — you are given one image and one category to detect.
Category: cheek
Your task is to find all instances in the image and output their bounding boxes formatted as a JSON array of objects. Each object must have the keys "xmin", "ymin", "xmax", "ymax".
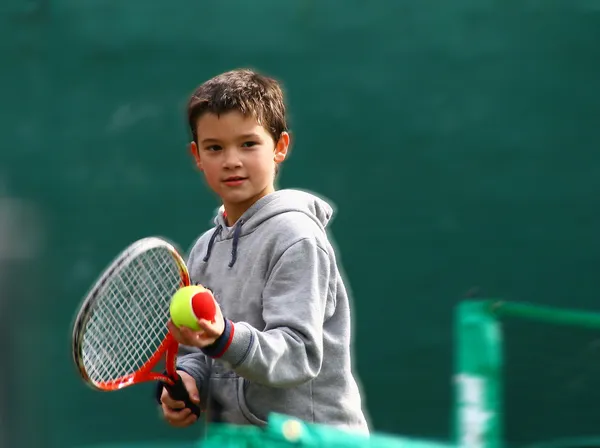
[
  {"xmin": 200, "ymin": 161, "xmax": 221, "ymax": 184},
  {"xmin": 247, "ymin": 152, "xmax": 276, "ymax": 176}
]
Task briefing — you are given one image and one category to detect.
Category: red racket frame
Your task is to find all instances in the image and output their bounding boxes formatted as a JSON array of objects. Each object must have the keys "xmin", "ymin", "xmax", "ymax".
[{"xmin": 71, "ymin": 237, "xmax": 198, "ymax": 415}]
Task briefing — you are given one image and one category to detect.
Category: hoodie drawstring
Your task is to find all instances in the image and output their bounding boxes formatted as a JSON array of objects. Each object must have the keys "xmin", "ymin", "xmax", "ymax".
[
  {"xmin": 202, "ymin": 219, "xmax": 245, "ymax": 268},
  {"xmin": 203, "ymin": 225, "xmax": 222, "ymax": 262},
  {"xmin": 228, "ymin": 219, "xmax": 244, "ymax": 268}
]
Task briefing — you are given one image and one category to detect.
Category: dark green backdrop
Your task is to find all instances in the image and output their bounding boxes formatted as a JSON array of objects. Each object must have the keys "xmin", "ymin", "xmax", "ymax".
[{"xmin": 2, "ymin": 1, "xmax": 600, "ymax": 447}]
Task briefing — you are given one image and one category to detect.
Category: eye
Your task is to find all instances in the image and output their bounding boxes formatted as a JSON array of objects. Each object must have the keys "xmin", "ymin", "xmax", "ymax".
[
  {"xmin": 206, "ymin": 145, "xmax": 222, "ymax": 152},
  {"xmin": 242, "ymin": 141, "xmax": 257, "ymax": 148}
]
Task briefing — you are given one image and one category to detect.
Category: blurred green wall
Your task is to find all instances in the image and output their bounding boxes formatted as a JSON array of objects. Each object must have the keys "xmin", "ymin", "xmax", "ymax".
[{"xmin": 2, "ymin": 1, "xmax": 600, "ymax": 447}]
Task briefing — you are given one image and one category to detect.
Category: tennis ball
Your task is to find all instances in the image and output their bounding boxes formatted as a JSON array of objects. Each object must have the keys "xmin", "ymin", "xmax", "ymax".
[{"xmin": 169, "ymin": 285, "xmax": 217, "ymax": 331}]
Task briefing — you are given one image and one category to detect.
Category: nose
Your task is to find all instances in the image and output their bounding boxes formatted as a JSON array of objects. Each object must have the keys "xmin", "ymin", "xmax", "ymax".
[{"xmin": 222, "ymin": 148, "xmax": 242, "ymax": 169}]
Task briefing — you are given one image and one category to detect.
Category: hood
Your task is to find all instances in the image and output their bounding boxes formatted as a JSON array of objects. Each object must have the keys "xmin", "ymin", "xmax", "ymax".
[{"xmin": 202, "ymin": 189, "xmax": 335, "ymax": 267}]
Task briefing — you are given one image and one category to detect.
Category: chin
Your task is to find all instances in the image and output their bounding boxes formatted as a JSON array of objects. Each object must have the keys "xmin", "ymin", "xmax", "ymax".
[
  {"xmin": 219, "ymin": 185, "xmax": 271, "ymax": 205},
  {"xmin": 223, "ymin": 192, "xmax": 257, "ymax": 204}
]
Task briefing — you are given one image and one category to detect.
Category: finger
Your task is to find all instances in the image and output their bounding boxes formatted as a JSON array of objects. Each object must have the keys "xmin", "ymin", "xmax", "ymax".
[
  {"xmin": 178, "ymin": 324, "xmax": 204, "ymax": 335},
  {"xmin": 179, "ymin": 327, "xmax": 211, "ymax": 346},
  {"xmin": 195, "ymin": 319, "xmax": 220, "ymax": 336},
  {"xmin": 169, "ymin": 321, "xmax": 199, "ymax": 345},
  {"xmin": 169, "ymin": 408, "xmax": 198, "ymax": 427},
  {"xmin": 163, "ymin": 403, "xmax": 191, "ymax": 420},
  {"xmin": 167, "ymin": 319, "xmax": 178, "ymax": 334},
  {"xmin": 180, "ymin": 380, "xmax": 200, "ymax": 404},
  {"xmin": 167, "ymin": 413, "xmax": 197, "ymax": 428},
  {"xmin": 167, "ymin": 321, "xmax": 187, "ymax": 344},
  {"xmin": 161, "ymin": 391, "xmax": 186, "ymax": 410},
  {"xmin": 182, "ymin": 413, "xmax": 198, "ymax": 426},
  {"xmin": 181, "ymin": 386, "xmax": 200, "ymax": 405},
  {"xmin": 166, "ymin": 415, "xmax": 194, "ymax": 428},
  {"xmin": 172, "ymin": 327, "xmax": 201, "ymax": 348},
  {"xmin": 163, "ymin": 410, "xmax": 181, "ymax": 427}
]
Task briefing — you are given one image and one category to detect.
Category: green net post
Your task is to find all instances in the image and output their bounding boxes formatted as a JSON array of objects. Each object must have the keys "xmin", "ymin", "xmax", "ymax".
[{"xmin": 454, "ymin": 301, "xmax": 503, "ymax": 448}]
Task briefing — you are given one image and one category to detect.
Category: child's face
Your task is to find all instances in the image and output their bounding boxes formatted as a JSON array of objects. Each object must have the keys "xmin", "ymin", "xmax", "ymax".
[{"xmin": 191, "ymin": 111, "xmax": 289, "ymax": 213}]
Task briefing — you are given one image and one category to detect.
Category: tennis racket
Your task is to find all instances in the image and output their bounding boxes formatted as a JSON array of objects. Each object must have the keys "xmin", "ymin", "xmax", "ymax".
[{"xmin": 71, "ymin": 236, "xmax": 201, "ymax": 417}]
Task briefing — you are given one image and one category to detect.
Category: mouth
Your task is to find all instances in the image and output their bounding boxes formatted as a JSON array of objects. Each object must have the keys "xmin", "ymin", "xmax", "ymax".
[{"xmin": 223, "ymin": 176, "xmax": 248, "ymax": 186}]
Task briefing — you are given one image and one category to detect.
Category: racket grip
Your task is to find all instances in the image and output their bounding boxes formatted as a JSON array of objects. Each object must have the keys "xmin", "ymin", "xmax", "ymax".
[{"xmin": 164, "ymin": 374, "xmax": 201, "ymax": 417}]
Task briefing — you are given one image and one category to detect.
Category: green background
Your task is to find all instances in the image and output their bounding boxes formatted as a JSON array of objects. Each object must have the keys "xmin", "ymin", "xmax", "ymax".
[{"xmin": 2, "ymin": 0, "xmax": 600, "ymax": 447}]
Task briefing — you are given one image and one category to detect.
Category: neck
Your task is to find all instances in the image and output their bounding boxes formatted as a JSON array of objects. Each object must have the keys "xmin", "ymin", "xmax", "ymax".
[{"xmin": 223, "ymin": 186, "xmax": 274, "ymax": 226}]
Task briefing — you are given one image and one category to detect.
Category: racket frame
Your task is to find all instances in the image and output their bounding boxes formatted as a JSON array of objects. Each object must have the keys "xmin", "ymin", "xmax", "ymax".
[{"xmin": 71, "ymin": 237, "xmax": 190, "ymax": 392}]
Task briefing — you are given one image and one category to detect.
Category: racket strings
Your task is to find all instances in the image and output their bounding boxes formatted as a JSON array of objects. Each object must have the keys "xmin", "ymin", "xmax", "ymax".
[{"xmin": 81, "ymin": 246, "xmax": 183, "ymax": 385}]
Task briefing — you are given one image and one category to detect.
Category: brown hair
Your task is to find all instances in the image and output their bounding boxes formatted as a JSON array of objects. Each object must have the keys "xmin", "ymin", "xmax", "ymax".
[{"xmin": 187, "ymin": 68, "xmax": 288, "ymax": 145}]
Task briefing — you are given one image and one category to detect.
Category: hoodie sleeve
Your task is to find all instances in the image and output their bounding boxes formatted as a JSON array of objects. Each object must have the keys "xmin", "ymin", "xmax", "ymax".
[{"xmin": 202, "ymin": 237, "xmax": 331, "ymax": 388}]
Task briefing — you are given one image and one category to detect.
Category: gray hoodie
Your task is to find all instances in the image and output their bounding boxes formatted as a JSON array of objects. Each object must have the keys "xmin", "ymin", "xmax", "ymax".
[{"xmin": 175, "ymin": 189, "xmax": 369, "ymax": 432}]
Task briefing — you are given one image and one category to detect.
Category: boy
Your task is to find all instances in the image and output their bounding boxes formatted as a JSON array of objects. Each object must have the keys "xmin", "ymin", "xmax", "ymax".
[{"xmin": 157, "ymin": 68, "xmax": 369, "ymax": 434}]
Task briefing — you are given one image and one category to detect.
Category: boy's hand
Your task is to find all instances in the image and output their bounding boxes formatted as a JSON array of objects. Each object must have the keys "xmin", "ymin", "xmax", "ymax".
[
  {"xmin": 167, "ymin": 300, "xmax": 225, "ymax": 349},
  {"xmin": 160, "ymin": 370, "xmax": 200, "ymax": 427}
]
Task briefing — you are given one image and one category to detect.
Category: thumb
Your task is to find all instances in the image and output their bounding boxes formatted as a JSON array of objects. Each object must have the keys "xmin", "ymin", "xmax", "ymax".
[{"xmin": 180, "ymin": 371, "xmax": 200, "ymax": 403}]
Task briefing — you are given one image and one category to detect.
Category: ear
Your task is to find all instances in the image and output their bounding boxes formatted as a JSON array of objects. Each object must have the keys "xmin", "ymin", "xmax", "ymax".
[
  {"xmin": 274, "ymin": 132, "xmax": 290, "ymax": 164},
  {"xmin": 189, "ymin": 142, "xmax": 203, "ymax": 171}
]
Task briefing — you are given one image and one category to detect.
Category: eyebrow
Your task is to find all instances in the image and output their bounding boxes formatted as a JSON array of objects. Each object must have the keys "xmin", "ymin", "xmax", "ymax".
[
  {"xmin": 238, "ymin": 133, "xmax": 261, "ymax": 140},
  {"xmin": 200, "ymin": 133, "xmax": 261, "ymax": 145}
]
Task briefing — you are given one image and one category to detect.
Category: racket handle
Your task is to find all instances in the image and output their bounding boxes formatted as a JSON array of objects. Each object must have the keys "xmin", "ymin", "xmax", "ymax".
[{"xmin": 164, "ymin": 374, "xmax": 201, "ymax": 417}]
